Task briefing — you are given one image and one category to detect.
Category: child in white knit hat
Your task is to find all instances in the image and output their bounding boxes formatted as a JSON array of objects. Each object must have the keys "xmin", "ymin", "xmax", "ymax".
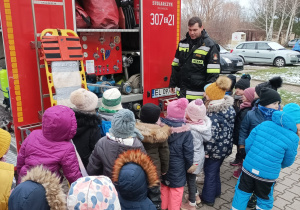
[
  {"xmin": 99, "ymin": 88, "xmax": 123, "ymax": 121},
  {"xmin": 181, "ymin": 99, "xmax": 212, "ymax": 210}
]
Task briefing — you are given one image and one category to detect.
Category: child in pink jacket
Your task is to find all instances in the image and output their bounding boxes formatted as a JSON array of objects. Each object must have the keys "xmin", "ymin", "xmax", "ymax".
[{"xmin": 17, "ymin": 105, "xmax": 82, "ymax": 184}]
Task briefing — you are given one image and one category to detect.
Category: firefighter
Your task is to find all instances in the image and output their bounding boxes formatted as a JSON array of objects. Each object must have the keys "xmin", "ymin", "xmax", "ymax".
[{"xmin": 169, "ymin": 17, "xmax": 220, "ymax": 100}]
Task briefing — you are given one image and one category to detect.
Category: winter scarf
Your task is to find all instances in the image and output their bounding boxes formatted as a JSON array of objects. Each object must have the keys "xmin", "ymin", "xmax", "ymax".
[
  {"xmin": 161, "ymin": 117, "xmax": 185, "ymax": 127},
  {"xmin": 186, "ymin": 118, "xmax": 204, "ymax": 125},
  {"xmin": 240, "ymin": 102, "xmax": 252, "ymax": 110},
  {"xmin": 258, "ymin": 105, "xmax": 277, "ymax": 121},
  {"xmin": 107, "ymin": 133, "xmax": 134, "ymax": 146}
]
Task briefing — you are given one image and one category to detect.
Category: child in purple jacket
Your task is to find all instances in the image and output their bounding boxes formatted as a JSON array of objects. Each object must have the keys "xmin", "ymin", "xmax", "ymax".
[{"xmin": 17, "ymin": 105, "xmax": 82, "ymax": 184}]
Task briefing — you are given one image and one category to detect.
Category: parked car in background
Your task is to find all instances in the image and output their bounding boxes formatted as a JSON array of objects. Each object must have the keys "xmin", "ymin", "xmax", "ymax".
[
  {"xmin": 292, "ymin": 41, "xmax": 300, "ymax": 52},
  {"xmin": 288, "ymin": 38, "xmax": 300, "ymax": 47},
  {"xmin": 219, "ymin": 45, "xmax": 244, "ymax": 74},
  {"xmin": 230, "ymin": 41, "xmax": 300, "ymax": 67}
]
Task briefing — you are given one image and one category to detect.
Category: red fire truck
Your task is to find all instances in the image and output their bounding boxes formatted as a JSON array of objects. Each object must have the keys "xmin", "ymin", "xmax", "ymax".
[{"xmin": 0, "ymin": 0, "xmax": 181, "ymax": 151}]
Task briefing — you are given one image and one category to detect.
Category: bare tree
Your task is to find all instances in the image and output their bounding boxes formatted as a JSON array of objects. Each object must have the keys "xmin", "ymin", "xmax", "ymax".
[
  {"xmin": 284, "ymin": 0, "xmax": 299, "ymax": 43},
  {"xmin": 276, "ymin": 0, "xmax": 290, "ymax": 42},
  {"xmin": 181, "ymin": 0, "xmax": 243, "ymax": 45},
  {"xmin": 266, "ymin": 0, "xmax": 278, "ymax": 41},
  {"xmin": 251, "ymin": 0, "xmax": 300, "ymax": 42}
]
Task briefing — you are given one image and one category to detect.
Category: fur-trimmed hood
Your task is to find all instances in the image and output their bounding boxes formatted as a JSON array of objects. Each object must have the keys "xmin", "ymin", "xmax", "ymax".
[
  {"xmin": 112, "ymin": 150, "xmax": 159, "ymax": 201},
  {"xmin": 206, "ymin": 95, "xmax": 234, "ymax": 113},
  {"xmin": 9, "ymin": 166, "xmax": 67, "ymax": 210},
  {"xmin": 112, "ymin": 150, "xmax": 159, "ymax": 187},
  {"xmin": 135, "ymin": 122, "xmax": 171, "ymax": 144},
  {"xmin": 21, "ymin": 166, "xmax": 67, "ymax": 210}
]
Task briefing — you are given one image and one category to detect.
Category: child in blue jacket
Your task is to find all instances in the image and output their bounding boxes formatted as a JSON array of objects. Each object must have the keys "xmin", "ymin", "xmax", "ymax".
[
  {"xmin": 231, "ymin": 103, "xmax": 300, "ymax": 210},
  {"xmin": 239, "ymin": 88, "xmax": 281, "ymax": 158},
  {"xmin": 238, "ymin": 87, "xmax": 282, "ymax": 208}
]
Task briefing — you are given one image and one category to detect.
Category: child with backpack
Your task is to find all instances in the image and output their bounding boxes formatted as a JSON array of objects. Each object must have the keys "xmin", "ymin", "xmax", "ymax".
[
  {"xmin": 16, "ymin": 105, "xmax": 82, "ymax": 185},
  {"xmin": 135, "ymin": 103, "xmax": 171, "ymax": 209},
  {"xmin": 159, "ymin": 98, "xmax": 194, "ymax": 210},
  {"xmin": 201, "ymin": 76, "xmax": 236, "ymax": 206},
  {"xmin": 231, "ymin": 103, "xmax": 300, "ymax": 210},
  {"xmin": 181, "ymin": 99, "xmax": 212, "ymax": 210}
]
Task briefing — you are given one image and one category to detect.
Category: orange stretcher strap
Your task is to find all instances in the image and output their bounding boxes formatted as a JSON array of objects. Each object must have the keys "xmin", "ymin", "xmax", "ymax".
[{"xmin": 40, "ymin": 36, "xmax": 83, "ymax": 61}]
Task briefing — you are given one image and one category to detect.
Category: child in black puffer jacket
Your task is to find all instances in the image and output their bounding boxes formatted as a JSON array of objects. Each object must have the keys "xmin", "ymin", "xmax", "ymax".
[{"xmin": 70, "ymin": 88, "xmax": 102, "ymax": 168}]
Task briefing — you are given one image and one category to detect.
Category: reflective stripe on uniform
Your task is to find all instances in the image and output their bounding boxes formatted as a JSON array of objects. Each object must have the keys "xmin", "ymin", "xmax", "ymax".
[
  {"xmin": 179, "ymin": 47, "xmax": 189, "ymax": 52},
  {"xmin": 207, "ymin": 63, "xmax": 220, "ymax": 73},
  {"xmin": 179, "ymin": 43, "xmax": 189, "ymax": 48},
  {"xmin": 172, "ymin": 58, "xmax": 179, "ymax": 66},
  {"xmin": 192, "ymin": 59, "xmax": 204, "ymax": 64},
  {"xmin": 179, "ymin": 43, "xmax": 189, "ymax": 52},
  {"xmin": 173, "ymin": 58, "xmax": 179, "ymax": 63},
  {"xmin": 207, "ymin": 68, "xmax": 220, "ymax": 73},
  {"xmin": 198, "ymin": 46, "xmax": 210, "ymax": 52},
  {"xmin": 194, "ymin": 49, "xmax": 208, "ymax": 55},
  {"xmin": 186, "ymin": 91, "xmax": 204, "ymax": 99},
  {"xmin": 207, "ymin": 64, "xmax": 220, "ymax": 69},
  {"xmin": 186, "ymin": 91, "xmax": 204, "ymax": 96},
  {"xmin": 186, "ymin": 95, "xmax": 204, "ymax": 99}
]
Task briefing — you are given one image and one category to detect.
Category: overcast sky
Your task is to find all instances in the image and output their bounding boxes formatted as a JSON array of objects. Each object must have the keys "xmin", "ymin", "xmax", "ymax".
[{"xmin": 239, "ymin": 0, "xmax": 250, "ymax": 8}]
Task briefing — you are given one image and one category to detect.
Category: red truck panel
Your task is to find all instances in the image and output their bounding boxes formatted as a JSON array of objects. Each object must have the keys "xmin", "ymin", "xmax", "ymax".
[
  {"xmin": 142, "ymin": 0, "xmax": 180, "ymax": 104},
  {"xmin": 0, "ymin": 0, "xmax": 75, "ymax": 151}
]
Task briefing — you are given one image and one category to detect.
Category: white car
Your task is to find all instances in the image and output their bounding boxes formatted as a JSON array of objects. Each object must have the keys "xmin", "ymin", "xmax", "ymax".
[
  {"xmin": 288, "ymin": 39, "xmax": 300, "ymax": 47},
  {"xmin": 231, "ymin": 41, "xmax": 300, "ymax": 67}
]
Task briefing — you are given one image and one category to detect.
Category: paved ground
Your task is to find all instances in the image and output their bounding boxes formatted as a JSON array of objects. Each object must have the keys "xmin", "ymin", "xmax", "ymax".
[{"xmin": 184, "ymin": 146, "xmax": 300, "ymax": 210}]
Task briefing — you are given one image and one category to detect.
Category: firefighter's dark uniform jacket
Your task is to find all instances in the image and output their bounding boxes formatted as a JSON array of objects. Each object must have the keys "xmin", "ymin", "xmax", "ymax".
[{"xmin": 169, "ymin": 30, "xmax": 220, "ymax": 99}]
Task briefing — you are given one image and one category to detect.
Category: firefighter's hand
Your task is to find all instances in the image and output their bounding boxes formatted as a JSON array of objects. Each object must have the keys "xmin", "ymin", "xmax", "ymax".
[
  {"xmin": 170, "ymin": 88, "xmax": 175, "ymax": 94},
  {"xmin": 187, "ymin": 164, "xmax": 198, "ymax": 173}
]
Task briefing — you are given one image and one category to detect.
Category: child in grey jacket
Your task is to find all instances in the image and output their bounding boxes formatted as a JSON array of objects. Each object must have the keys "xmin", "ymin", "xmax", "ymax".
[{"xmin": 181, "ymin": 99, "xmax": 212, "ymax": 210}]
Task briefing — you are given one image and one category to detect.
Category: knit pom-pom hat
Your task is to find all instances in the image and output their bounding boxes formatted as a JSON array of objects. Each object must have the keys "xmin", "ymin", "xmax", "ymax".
[
  {"xmin": 167, "ymin": 98, "xmax": 189, "ymax": 119},
  {"xmin": 109, "ymin": 109, "xmax": 143, "ymax": 139},
  {"xmin": 235, "ymin": 74, "xmax": 251, "ymax": 90},
  {"xmin": 255, "ymin": 76, "xmax": 282, "ymax": 97},
  {"xmin": 186, "ymin": 99, "xmax": 206, "ymax": 122},
  {"xmin": 205, "ymin": 76, "xmax": 232, "ymax": 100},
  {"xmin": 259, "ymin": 88, "xmax": 281, "ymax": 107}
]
